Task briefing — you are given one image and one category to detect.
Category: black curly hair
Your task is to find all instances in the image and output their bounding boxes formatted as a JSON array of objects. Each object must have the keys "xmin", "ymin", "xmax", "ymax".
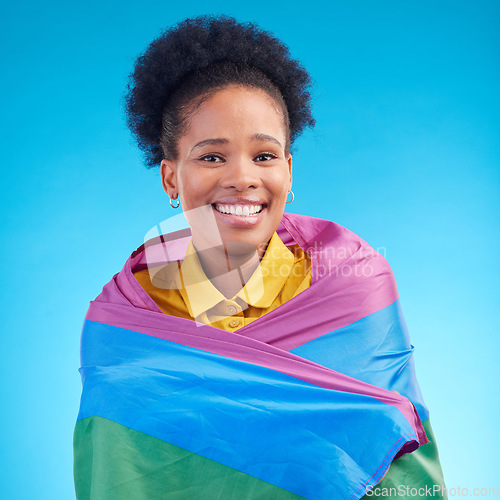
[{"xmin": 125, "ymin": 15, "xmax": 315, "ymax": 167}]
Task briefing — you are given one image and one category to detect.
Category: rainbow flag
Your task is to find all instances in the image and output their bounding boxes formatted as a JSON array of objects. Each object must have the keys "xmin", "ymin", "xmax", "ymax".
[{"xmin": 74, "ymin": 213, "xmax": 432, "ymax": 499}]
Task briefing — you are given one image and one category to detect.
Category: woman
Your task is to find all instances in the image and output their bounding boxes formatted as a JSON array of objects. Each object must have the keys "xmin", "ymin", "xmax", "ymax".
[{"xmin": 74, "ymin": 16, "xmax": 447, "ymax": 499}]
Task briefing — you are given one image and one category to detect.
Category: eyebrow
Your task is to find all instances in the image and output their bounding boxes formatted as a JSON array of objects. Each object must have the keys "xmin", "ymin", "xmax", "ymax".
[
  {"xmin": 190, "ymin": 138, "xmax": 228, "ymax": 153},
  {"xmin": 252, "ymin": 134, "xmax": 282, "ymax": 148},
  {"xmin": 190, "ymin": 134, "xmax": 283, "ymax": 154}
]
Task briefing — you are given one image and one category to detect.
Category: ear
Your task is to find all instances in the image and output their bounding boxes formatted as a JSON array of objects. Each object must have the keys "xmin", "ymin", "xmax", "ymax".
[
  {"xmin": 160, "ymin": 159, "xmax": 178, "ymax": 199},
  {"xmin": 287, "ymin": 154, "xmax": 293, "ymax": 191}
]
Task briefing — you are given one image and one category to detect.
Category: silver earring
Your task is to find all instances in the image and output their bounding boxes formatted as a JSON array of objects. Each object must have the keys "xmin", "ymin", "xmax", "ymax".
[
  {"xmin": 169, "ymin": 197, "xmax": 180, "ymax": 209},
  {"xmin": 286, "ymin": 190, "xmax": 294, "ymax": 204}
]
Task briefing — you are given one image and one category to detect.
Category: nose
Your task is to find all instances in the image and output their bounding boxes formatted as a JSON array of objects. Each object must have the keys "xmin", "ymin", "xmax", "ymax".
[{"xmin": 219, "ymin": 156, "xmax": 262, "ymax": 191}]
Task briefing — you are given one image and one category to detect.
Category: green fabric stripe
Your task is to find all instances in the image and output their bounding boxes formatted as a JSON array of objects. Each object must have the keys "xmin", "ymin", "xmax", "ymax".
[
  {"xmin": 74, "ymin": 416, "xmax": 306, "ymax": 500},
  {"xmin": 365, "ymin": 418, "xmax": 447, "ymax": 498}
]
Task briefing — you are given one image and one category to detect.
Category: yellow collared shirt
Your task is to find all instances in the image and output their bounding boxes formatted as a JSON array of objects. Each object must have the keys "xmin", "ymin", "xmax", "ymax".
[{"xmin": 134, "ymin": 232, "xmax": 311, "ymax": 331}]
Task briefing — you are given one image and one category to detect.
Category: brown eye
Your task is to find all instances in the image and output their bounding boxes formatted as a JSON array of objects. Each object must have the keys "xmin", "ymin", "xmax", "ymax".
[
  {"xmin": 254, "ymin": 153, "xmax": 278, "ymax": 162},
  {"xmin": 200, "ymin": 154, "xmax": 224, "ymax": 163}
]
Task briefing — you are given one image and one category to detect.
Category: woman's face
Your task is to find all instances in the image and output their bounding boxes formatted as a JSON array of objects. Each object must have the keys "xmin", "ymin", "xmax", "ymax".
[{"xmin": 161, "ymin": 85, "xmax": 292, "ymax": 257}]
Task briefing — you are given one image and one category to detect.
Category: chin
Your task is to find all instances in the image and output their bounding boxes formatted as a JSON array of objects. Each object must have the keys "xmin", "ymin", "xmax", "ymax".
[{"xmin": 221, "ymin": 231, "xmax": 272, "ymax": 258}]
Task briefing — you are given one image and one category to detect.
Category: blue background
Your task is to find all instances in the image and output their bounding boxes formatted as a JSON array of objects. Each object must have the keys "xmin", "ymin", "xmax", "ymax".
[{"xmin": 1, "ymin": 0, "xmax": 498, "ymax": 497}]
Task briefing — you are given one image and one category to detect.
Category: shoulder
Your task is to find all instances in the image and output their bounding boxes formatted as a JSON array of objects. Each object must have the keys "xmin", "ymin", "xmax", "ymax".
[
  {"xmin": 134, "ymin": 263, "xmax": 181, "ymax": 290},
  {"xmin": 279, "ymin": 212, "xmax": 399, "ymax": 304},
  {"xmin": 279, "ymin": 212, "xmax": 394, "ymax": 272}
]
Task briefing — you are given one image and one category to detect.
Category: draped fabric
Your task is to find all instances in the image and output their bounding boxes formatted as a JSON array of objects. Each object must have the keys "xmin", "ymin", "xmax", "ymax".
[{"xmin": 74, "ymin": 213, "xmax": 432, "ymax": 500}]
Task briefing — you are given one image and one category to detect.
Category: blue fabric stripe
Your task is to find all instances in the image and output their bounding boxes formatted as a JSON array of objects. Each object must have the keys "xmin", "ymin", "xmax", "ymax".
[
  {"xmin": 291, "ymin": 299, "xmax": 429, "ymax": 420},
  {"xmin": 78, "ymin": 319, "xmax": 418, "ymax": 500}
]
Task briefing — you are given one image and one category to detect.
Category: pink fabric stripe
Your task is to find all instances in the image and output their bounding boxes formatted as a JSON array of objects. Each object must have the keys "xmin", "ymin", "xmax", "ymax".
[
  {"xmin": 88, "ymin": 212, "xmax": 425, "ymax": 450},
  {"xmin": 100, "ymin": 212, "xmax": 399, "ymax": 350}
]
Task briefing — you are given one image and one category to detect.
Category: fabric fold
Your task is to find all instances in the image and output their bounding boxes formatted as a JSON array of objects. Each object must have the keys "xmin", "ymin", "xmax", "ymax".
[{"xmin": 75, "ymin": 212, "xmax": 430, "ymax": 500}]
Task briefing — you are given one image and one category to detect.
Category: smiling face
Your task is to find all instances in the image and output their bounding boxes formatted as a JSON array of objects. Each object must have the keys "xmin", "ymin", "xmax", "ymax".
[{"xmin": 161, "ymin": 85, "xmax": 292, "ymax": 258}]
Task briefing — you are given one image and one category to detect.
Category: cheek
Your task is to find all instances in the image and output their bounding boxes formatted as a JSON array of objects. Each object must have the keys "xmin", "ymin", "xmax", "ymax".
[
  {"xmin": 268, "ymin": 186, "xmax": 290, "ymax": 213},
  {"xmin": 178, "ymin": 170, "xmax": 215, "ymax": 207},
  {"xmin": 272, "ymin": 171, "xmax": 292, "ymax": 197},
  {"xmin": 177, "ymin": 179, "xmax": 194, "ymax": 208},
  {"xmin": 178, "ymin": 169, "xmax": 198, "ymax": 194}
]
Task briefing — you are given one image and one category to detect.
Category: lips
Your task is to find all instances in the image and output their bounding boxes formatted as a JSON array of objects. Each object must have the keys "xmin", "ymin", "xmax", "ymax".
[
  {"xmin": 211, "ymin": 197, "xmax": 268, "ymax": 227},
  {"xmin": 214, "ymin": 203, "xmax": 263, "ymax": 216},
  {"xmin": 212, "ymin": 197, "xmax": 267, "ymax": 217}
]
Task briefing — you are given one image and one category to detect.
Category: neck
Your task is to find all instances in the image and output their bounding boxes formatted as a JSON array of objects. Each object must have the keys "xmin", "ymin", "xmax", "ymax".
[{"xmin": 192, "ymin": 238, "xmax": 268, "ymax": 299}]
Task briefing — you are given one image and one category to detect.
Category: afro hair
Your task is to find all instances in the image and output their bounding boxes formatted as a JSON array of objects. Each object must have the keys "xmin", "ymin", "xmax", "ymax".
[{"xmin": 125, "ymin": 15, "xmax": 315, "ymax": 167}]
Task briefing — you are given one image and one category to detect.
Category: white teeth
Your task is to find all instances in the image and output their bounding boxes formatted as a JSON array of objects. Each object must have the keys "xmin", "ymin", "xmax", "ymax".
[{"xmin": 214, "ymin": 204, "xmax": 263, "ymax": 216}]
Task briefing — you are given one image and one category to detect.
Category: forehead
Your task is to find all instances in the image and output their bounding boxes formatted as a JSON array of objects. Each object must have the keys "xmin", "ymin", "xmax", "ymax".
[{"xmin": 182, "ymin": 86, "xmax": 287, "ymax": 142}]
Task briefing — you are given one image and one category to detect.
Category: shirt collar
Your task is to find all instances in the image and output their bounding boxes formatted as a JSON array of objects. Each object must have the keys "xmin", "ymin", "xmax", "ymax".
[{"xmin": 177, "ymin": 232, "xmax": 296, "ymax": 319}]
